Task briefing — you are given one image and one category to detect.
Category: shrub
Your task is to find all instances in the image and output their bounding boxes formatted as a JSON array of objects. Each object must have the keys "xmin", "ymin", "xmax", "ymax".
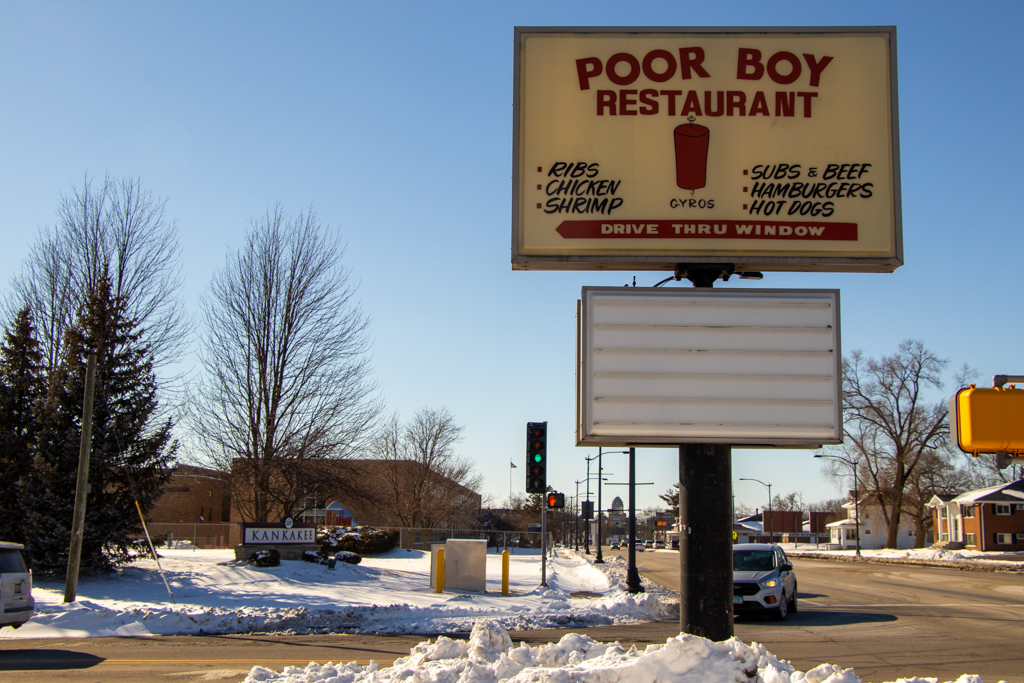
[
  {"xmin": 301, "ymin": 549, "xmax": 362, "ymax": 566},
  {"xmin": 318, "ymin": 526, "xmax": 398, "ymax": 555},
  {"xmin": 334, "ymin": 550, "xmax": 361, "ymax": 565},
  {"xmin": 248, "ymin": 549, "xmax": 280, "ymax": 567}
]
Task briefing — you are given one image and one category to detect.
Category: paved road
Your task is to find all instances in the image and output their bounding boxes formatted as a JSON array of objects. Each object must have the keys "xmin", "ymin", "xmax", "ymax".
[
  {"xmin": 2, "ymin": 552, "xmax": 1022, "ymax": 681},
  {"xmin": 615, "ymin": 547, "xmax": 1024, "ymax": 682}
]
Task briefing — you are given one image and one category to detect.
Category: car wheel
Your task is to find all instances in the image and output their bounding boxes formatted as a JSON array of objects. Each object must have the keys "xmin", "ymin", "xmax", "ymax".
[
  {"xmin": 789, "ymin": 583, "xmax": 798, "ymax": 614},
  {"xmin": 773, "ymin": 591, "xmax": 789, "ymax": 621}
]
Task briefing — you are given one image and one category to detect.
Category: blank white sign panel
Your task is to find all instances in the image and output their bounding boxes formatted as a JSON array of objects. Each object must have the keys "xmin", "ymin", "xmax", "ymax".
[{"xmin": 577, "ymin": 287, "xmax": 841, "ymax": 447}]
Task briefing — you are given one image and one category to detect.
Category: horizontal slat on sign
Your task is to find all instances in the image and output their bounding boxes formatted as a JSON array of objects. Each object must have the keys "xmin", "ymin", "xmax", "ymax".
[
  {"xmin": 593, "ymin": 372, "xmax": 832, "ymax": 382},
  {"xmin": 594, "ymin": 421, "xmax": 835, "ymax": 430},
  {"xmin": 594, "ymin": 397, "xmax": 834, "ymax": 406},
  {"xmin": 594, "ymin": 300, "xmax": 832, "ymax": 310},
  {"xmin": 594, "ymin": 324, "xmax": 832, "ymax": 333},
  {"xmin": 594, "ymin": 348, "xmax": 834, "ymax": 356}
]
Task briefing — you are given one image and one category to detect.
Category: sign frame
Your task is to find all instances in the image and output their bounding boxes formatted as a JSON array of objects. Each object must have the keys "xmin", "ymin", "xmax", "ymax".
[
  {"xmin": 576, "ymin": 286, "xmax": 842, "ymax": 448},
  {"xmin": 513, "ymin": 26, "xmax": 902, "ymax": 273},
  {"xmin": 241, "ymin": 522, "xmax": 318, "ymax": 546}
]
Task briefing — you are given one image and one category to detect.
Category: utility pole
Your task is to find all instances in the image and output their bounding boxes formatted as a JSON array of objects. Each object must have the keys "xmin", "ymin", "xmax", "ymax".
[
  {"xmin": 65, "ymin": 349, "xmax": 97, "ymax": 604},
  {"xmin": 815, "ymin": 454, "xmax": 861, "ymax": 556}
]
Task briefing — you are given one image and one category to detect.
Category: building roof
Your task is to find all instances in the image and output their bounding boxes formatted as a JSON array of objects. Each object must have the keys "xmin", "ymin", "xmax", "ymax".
[
  {"xmin": 826, "ymin": 518, "xmax": 857, "ymax": 528},
  {"xmin": 951, "ymin": 479, "xmax": 1024, "ymax": 505}
]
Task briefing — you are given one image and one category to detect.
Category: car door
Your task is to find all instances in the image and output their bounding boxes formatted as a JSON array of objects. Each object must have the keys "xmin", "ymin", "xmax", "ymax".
[
  {"xmin": 0, "ymin": 548, "xmax": 32, "ymax": 622},
  {"xmin": 776, "ymin": 547, "xmax": 795, "ymax": 596}
]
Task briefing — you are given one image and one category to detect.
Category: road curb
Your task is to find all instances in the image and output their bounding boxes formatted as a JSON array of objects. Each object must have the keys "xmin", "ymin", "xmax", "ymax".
[{"xmin": 790, "ymin": 552, "xmax": 1024, "ymax": 573}]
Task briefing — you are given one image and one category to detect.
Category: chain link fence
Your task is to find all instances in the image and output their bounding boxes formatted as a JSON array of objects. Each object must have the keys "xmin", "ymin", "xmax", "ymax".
[
  {"xmin": 140, "ymin": 523, "xmax": 545, "ymax": 552},
  {"xmin": 143, "ymin": 523, "xmax": 235, "ymax": 549}
]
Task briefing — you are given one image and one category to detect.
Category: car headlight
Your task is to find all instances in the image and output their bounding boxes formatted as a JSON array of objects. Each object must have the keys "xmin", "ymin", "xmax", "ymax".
[{"xmin": 758, "ymin": 578, "xmax": 779, "ymax": 589}]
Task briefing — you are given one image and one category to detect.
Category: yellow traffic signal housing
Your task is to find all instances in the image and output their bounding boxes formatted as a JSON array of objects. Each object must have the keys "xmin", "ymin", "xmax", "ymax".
[{"xmin": 950, "ymin": 386, "xmax": 1024, "ymax": 455}]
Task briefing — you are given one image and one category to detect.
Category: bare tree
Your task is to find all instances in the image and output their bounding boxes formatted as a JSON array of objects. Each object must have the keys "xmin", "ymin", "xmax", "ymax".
[
  {"xmin": 901, "ymin": 449, "xmax": 973, "ymax": 546},
  {"xmin": 372, "ymin": 408, "xmax": 482, "ymax": 536},
  {"xmin": 9, "ymin": 175, "xmax": 185, "ymax": 373},
  {"xmin": 840, "ymin": 340, "xmax": 954, "ymax": 548},
  {"xmin": 807, "ymin": 498, "xmax": 846, "ymax": 515},
  {"xmin": 771, "ymin": 491, "xmax": 805, "ymax": 512},
  {"xmin": 190, "ymin": 205, "xmax": 380, "ymax": 523},
  {"xmin": 733, "ymin": 502, "xmax": 755, "ymax": 520}
]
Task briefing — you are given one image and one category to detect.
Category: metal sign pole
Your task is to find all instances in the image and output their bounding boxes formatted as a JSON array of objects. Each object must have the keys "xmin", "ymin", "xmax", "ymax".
[
  {"xmin": 678, "ymin": 443, "xmax": 734, "ymax": 640},
  {"xmin": 625, "ymin": 447, "xmax": 643, "ymax": 593}
]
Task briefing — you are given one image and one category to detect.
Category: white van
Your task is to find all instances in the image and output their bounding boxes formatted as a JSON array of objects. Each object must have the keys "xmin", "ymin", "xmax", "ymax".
[{"xmin": 0, "ymin": 542, "xmax": 34, "ymax": 629}]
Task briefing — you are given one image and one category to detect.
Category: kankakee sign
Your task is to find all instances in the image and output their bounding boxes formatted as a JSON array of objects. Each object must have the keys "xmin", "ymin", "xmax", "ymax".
[
  {"xmin": 242, "ymin": 523, "xmax": 317, "ymax": 545},
  {"xmin": 513, "ymin": 27, "xmax": 902, "ymax": 273}
]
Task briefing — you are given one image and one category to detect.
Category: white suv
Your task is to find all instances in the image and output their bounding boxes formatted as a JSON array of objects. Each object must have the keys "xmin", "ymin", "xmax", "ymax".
[
  {"xmin": 0, "ymin": 542, "xmax": 34, "ymax": 629},
  {"xmin": 733, "ymin": 543, "xmax": 797, "ymax": 620}
]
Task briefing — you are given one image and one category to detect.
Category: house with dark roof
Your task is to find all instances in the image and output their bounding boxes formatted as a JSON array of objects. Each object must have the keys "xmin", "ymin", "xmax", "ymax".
[{"xmin": 928, "ymin": 480, "xmax": 1024, "ymax": 552}]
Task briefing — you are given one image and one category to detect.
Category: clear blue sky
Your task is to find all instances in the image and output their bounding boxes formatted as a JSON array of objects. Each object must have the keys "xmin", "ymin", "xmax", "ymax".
[{"xmin": 2, "ymin": 1, "xmax": 1022, "ymax": 514}]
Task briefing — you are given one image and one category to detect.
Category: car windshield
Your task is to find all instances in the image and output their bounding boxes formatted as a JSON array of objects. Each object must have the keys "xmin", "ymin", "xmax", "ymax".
[{"xmin": 733, "ymin": 550, "xmax": 776, "ymax": 572}]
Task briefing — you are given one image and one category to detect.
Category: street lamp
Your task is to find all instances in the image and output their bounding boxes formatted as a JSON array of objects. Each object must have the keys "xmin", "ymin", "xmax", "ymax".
[
  {"xmin": 815, "ymin": 454, "xmax": 861, "ymax": 557},
  {"xmin": 574, "ymin": 479, "xmax": 586, "ymax": 551},
  {"xmin": 585, "ymin": 454, "xmax": 598, "ymax": 554},
  {"xmin": 739, "ymin": 478, "xmax": 773, "ymax": 543},
  {"xmin": 607, "ymin": 449, "xmax": 654, "ymax": 594},
  {"xmin": 595, "ymin": 447, "xmax": 628, "ymax": 564}
]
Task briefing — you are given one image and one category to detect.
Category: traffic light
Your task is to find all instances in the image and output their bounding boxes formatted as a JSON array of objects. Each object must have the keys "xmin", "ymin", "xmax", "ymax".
[
  {"xmin": 526, "ymin": 421, "xmax": 547, "ymax": 493},
  {"xmin": 547, "ymin": 492, "xmax": 565, "ymax": 509},
  {"xmin": 950, "ymin": 386, "xmax": 1024, "ymax": 456}
]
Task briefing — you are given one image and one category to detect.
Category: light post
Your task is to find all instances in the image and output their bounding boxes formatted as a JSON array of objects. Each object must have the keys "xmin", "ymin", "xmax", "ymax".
[
  {"xmin": 607, "ymin": 449, "xmax": 654, "ymax": 594},
  {"xmin": 596, "ymin": 447, "xmax": 628, "ymax": 564},
  {"xmin": 739, "ymin": 478, "xmax": 773, "ymax": 543},
  {"xmin": 585, "ymin": 454, "xmax": 598, "ymax": 554},
  {"xmin": 579, "ymin": 471, "xmax": 609, "ymax": 556},
  {"xmin": 815, "ymin": 454, "xmax": 861, "ymax": 556},
  {"xmin": 574, "ymin": 480, "xmax": 585, "ymax": 551}
]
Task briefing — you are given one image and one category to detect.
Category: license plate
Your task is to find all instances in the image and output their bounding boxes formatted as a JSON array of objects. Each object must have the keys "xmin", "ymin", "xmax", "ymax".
[{"xmin": 733, "ymin": 596, "xmax": 743, "ymax": 605}]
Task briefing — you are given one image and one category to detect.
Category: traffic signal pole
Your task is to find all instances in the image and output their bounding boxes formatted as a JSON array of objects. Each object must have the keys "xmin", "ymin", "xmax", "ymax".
[{"xmin": 540, "ymin": 503, "xmax": 547, "ymax": 587}]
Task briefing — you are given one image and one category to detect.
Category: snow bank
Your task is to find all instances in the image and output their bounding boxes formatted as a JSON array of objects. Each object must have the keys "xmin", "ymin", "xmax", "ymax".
[
  {"xmin": 243, "ymin": 619, "xmax": 865, "ymax": 683},
  {"xmin": 2, "ymin": 549, "xmax": 675, "ymax": 639}
]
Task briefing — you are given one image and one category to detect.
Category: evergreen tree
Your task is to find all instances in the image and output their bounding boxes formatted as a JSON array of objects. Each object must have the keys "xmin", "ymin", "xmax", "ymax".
[
  {"xmin": 21, "ymin": 274, "xmax": 176, "ymax": 576},
  {"xmin": 0, "ymin": 306, "xmax": 45, "ymax": 544}
]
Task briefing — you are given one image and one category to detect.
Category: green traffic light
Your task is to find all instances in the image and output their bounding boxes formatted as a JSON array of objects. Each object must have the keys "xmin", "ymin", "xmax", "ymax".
[{"xmin": 533, "ymin": 453, "xmax": 543, "ymax": 463}]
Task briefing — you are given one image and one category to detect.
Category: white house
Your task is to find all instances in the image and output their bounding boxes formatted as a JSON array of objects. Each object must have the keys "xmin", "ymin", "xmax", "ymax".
[{"xmin": 826, "ymin": 493, "xmax": 919, "ymax": 550}]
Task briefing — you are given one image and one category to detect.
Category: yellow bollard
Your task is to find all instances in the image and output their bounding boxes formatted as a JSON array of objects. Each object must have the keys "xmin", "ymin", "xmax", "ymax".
[
  {"xmin": 436, "ymin": 548, "xmax": 445, "ymax": 594},
  {"xmin": 502, "ymin": 550, "xmax": 509, "ymax": 596}
]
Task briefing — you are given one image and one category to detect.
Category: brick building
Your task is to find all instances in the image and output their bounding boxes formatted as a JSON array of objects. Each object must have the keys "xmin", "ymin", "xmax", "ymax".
[
  {"xmin": 228, "ymin": 458, "xmax": 483, "ymax": 546},
  {"xmin": 148, "ymin": 464, "xmax": 231, "ymax": 524},
  {"xmin": 928, "ymin": 480, "xmax": 1024, "ymax": 552}
]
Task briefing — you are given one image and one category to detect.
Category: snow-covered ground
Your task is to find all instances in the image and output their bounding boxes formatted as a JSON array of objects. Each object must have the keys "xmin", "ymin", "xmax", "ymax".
[
  {"xmin": 0, "ymin": 546, "xmax": 1005, "ymax": 682},
  {"xmin": 786, "ymin": 543, "xmax": 1024, "ymax": 567}
]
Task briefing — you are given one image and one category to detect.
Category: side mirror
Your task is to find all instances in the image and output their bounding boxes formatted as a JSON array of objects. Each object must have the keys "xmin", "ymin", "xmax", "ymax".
[{"xmin": 780, "ymin": 562, "xmax": 793, "ymax": 572}]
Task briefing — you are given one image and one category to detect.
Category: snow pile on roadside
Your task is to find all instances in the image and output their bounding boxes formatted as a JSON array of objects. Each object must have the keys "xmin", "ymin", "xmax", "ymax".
[
  {"xmin": 1, "ymin": 548, "xmax": 676, "ymax": 639},
  {"xmin": 244, "ymin": 619, "xmax": 868, "ymax": 683},
  {"xmin": 785, "ymin": 545, "xmax": 1024, "ymax": 566}
]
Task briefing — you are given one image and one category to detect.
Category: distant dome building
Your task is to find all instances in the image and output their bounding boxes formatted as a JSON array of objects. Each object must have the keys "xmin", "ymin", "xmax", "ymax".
[{"xmin": 607, "ymin": 496, "xmax": 628, "ymax": 540}]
